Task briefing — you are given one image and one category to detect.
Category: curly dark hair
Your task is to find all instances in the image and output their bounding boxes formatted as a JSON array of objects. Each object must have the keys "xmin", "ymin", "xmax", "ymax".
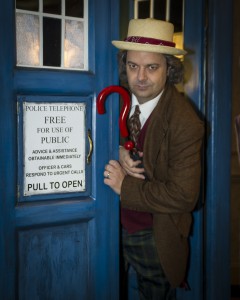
[{"xmin": 118, "ymin": 50, "xmax": 184, "ymax": 88}]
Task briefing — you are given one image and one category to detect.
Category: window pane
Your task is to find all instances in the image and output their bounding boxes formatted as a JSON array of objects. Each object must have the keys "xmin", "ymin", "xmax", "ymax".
[
  {"xmin": 43, "ymin": 17, "xmax": 61, "ymax": 67},
  {"xmin": 16, "ymin": 0, "xmax": 39, "ymax": 12},
  {"xmin": 43, "ymin": 0, "xmax": 61, "ymax": 15},
  {"xmin": 170, "ymin": 0, "xmax": 183, "ymax": 32},
  {"xmin": 154, "ymin": 0, "xmax": 166, "ymax": 20},
  {"xmin": 138, "ymin": 1, "xmax": 150, "ymax": 19},
  {"xmin": 66, "ymin": 0, "xmax": 84, "ymax": 18},
  {"xmin": 64, "ymin": 20, "xmax": 84, "ymax": 69},
  {"xmin": 16, "ymin": 13, "xmax": 40, "ymax": 66}
]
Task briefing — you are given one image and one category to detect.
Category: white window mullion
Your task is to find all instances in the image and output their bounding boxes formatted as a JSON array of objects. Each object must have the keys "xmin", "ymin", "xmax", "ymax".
[
  {"xmin": 150, "ymin": 0, "xmax": 154, "ymax": 18},
  {"xmin": 166, "ymin": 0, "xmax": 171, "ymax": 22},
  {"xmin": 39, "ymin": 16, "xmax": 43, "ymax": 66},
  {"xmin": 84, "ymin": 0, "xmax": 88, "ymax": 70},
  {"xmin": 134, "ymin": 0, "xmax": 138, "ymax": 19},
  {"xmin": 61, "ymin": 0, "xmax": 65, "ymax": 68},
  {"xmin": 39, "ymin": 0, "xmax": 43, "ymax": 66},
  {"xmin": 182, "ymin": 0, "xmax": 185, "ymax": 32}
]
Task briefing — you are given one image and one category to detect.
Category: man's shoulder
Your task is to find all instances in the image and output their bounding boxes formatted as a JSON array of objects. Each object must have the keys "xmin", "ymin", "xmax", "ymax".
[{"xmin": 165, "ymin": 85, "xmax": 202, "ymax": 122}]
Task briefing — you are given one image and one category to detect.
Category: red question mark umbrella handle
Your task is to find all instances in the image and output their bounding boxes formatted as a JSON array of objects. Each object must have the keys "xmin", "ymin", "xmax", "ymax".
[{"xmin": 97, "ymin": 85, "xmax": 134, "ymax": 150}]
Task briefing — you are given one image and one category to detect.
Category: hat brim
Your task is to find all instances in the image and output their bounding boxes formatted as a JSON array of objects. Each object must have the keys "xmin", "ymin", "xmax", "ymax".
[{"xmin": 112, "ymin": 41, "xmax": 187, "ymax": 56}]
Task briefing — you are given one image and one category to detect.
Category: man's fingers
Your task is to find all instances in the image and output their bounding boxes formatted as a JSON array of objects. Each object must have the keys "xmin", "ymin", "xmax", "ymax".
[{"xmin": 127, "ymin": 171, "xmax": 145, "ymax": 179}]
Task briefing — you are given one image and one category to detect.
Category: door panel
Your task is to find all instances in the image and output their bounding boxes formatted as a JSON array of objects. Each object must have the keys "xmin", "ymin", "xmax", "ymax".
[
  {"xmin": 177, "ymin": 0, "xmax": 205, "ymax": 299},
  {"xmin": 0, "ymin": 0, "xmax": 120, "ymax": 299},
  {"xmin": 125, "ymin": 0, "xmax": 232, "ymax": 299},
  {"xmin": 18, "ymin": 222, "xmax": 91, "ymax": 299},
  {"xmin": 124, "ymin": 1, "xmax": 206, "ymax": 299}
]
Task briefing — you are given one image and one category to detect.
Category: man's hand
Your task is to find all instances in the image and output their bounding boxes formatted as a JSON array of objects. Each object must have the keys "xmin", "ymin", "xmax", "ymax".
[
  {"xmin": 119, "ymin": 146, "xmax": 145, "ymax": 179},
  {"xmin": 104, "ymin": 160, "xmax": 126, "ymax": 195}
]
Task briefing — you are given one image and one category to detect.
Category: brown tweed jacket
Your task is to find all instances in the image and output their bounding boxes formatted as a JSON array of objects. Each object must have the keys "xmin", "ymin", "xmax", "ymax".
[{"xmin": 120, "ymin": 83, "xmax": 204, "ymax": 288}]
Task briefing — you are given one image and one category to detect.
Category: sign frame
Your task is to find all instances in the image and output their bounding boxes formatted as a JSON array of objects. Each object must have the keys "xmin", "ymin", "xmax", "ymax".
[{"xmin": 17, "ymin": 95, "xmax": 92, "ymax": 202}]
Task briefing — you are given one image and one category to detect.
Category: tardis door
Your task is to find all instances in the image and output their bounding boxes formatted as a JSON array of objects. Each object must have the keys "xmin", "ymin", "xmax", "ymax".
[
  {"xmin": 124, "ymin": 0, "xmax": 232, "ymax": 299},
  {"xmin": 183, "ymin": 1, "xmax": 232, "ymax": 299},
  {"xmin": 123, "ymin": 1, "xmax": 206, "ymax": 298},
  {"xmin": 0, "ymin": 0, "xmax": 120, "ymax": 299}
]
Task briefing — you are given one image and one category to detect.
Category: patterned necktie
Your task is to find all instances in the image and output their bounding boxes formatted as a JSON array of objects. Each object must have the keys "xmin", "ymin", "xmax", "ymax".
[{"xmin": 128, "ymin": 105, "xmax": 141, "ymax": 148}]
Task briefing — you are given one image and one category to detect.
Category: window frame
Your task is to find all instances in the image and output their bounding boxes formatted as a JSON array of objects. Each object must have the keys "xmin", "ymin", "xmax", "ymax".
[{"xmin": 15, "ymin": 0, "xmax": 89, "ymax": 71}]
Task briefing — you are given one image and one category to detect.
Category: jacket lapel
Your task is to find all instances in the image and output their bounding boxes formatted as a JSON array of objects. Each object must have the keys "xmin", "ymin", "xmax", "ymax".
[{"xmin": 143, "ymin": 84, "xmax": 173, "ymax": 178}]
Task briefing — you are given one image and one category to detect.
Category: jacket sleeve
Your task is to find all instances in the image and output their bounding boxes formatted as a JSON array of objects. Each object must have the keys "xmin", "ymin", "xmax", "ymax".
[{"xmin": 120, "ymin": 109, "xmax": 204, "ymax": 214}]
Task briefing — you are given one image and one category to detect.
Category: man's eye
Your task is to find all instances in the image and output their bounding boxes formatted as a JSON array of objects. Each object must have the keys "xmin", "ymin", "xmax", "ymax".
[
  {"xmin": 148, "ymin": 65, "xmax": 158, "ymax": 71},
  {"xmin": 128, "ymin": 63, "xmax": 137, "ymax": 69}
]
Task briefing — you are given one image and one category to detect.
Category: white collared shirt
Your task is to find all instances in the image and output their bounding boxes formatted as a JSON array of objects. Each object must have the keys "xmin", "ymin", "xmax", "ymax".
[{"xmin": 129, "ymin": 90, "xmax": 164, "ymax": 128}]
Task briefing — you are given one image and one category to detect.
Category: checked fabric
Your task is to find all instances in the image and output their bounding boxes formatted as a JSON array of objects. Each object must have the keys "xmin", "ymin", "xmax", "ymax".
[{"xmin": 128, "ymin": 105, "xmax": 141, "ymax": 148}]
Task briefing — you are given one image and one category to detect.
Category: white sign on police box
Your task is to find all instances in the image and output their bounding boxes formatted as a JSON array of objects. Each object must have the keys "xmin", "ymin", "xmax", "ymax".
[{"xmin": 23, "ymin": 102, "xmax": 86, "ymax": 196}]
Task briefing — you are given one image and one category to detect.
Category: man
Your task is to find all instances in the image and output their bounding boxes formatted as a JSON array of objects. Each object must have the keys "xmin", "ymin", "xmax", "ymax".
[{"xmin": 103, "ymin": 18, "xmax": 204, "ymax": 299}]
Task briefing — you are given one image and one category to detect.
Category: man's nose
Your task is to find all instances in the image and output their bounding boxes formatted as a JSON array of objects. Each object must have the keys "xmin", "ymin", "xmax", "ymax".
[{"xmin": 137, "ymin": 67, "xmax": 147, "ymax": 81}]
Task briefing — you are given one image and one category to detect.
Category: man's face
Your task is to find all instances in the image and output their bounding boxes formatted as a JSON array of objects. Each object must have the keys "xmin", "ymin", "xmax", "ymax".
[{"xmin": 126, "ymin": 51, "xmax": 167, "ymax": 104}]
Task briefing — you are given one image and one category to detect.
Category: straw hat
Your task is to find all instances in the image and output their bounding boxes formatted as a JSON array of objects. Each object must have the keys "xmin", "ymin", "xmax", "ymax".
[{"xmin": 112, "ymin": 18, "xmax": 186, "ymax": 56}]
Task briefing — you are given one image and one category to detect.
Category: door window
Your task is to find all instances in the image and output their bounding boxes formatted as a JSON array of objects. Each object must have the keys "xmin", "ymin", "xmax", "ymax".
[
  {"xmin": 134, "ymin": 0, "xmax": 184, "ymax": 56},
  {"xmin": 15, "ymin": 0, "xmax": 88, "ymax": 70}
]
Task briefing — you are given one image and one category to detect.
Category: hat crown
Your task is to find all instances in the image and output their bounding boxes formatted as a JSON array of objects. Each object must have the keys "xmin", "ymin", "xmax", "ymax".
[
  {"xmin": 127, "ymin": 18, "xmax": 174, "ymax": 43},
  {"xmin": 111, "ymin": 18, "xmax": 187, "ymax": 56}
]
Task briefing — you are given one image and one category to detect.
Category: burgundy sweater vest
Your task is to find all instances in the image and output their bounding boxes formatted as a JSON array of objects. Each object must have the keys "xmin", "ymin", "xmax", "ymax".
[{"xmin": 121, "ymin": 116, "xmax": 153, "ymax": 233}]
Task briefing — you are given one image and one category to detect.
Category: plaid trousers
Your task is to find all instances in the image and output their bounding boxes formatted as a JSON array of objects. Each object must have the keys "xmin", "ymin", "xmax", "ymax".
[{"xmin": 121, "ymin": 229, "xmax": 176, "ymax": 300}]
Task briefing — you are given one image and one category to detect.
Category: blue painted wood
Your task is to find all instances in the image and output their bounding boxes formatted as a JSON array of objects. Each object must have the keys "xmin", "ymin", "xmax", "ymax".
[
  {"xmin": 204, "ymin": 0, "xmax": 232, "ymax": 299},
  {"xmin": 14, "ymin": 70, "xmax": 95, "ymax": 95},
  {"xmin": 0, "ymin": 0, "xmax": 120, "ymax": 299},
  {"xmin": 16, "ymin": 200, "xmax": 95, "ymax": 227},
  {"xmin": 18, "ymin": 223, "xmax": 91, "ymax": 299},
  {"xmin": 0, "ymin": 1, "xmax": 17, "ymax": 299},
  {"xmin": 177, "ymin": 1, "xmax": 205, "ymax": 299}
]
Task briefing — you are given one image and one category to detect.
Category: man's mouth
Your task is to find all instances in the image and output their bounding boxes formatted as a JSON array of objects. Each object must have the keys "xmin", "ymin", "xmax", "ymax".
[{"xmin": 136, "ymin": 84, "xmax": 149, "ymax": 90}]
